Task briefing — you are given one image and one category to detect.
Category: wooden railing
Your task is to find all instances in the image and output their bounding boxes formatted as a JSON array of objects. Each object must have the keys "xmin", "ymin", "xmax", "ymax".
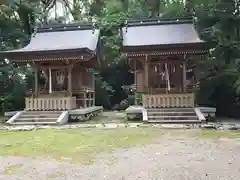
[
  {"xmin": 25, "ymin": 96, "xmax": 77, "ymax": 111},
  {"xmin": 26, "ymin": 86, "xmax": 94, "ymax": 97},
  {"xmin": 142, "ymin": 93, "xmax": 195, "ymax": 108}
]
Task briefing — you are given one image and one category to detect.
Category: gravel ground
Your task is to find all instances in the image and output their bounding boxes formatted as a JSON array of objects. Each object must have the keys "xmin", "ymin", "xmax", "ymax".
[{"xmin": 1, "ymin": 135, "xmax": 240, "ymax": 180}]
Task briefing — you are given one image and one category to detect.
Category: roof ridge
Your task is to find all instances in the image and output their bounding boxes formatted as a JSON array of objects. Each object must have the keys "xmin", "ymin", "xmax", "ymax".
[
  {"xmin": 36, "ymin": 23, "xmax": 96, "ymax": 33},
  {"xmin": 125, "ymin": 17, "xmax": 194, "ymax": 27}
]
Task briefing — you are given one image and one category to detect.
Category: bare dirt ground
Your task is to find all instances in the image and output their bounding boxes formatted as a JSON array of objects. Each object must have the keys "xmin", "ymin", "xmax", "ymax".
[{"xmin": 1, "ymin": 134, "xmax": 240, "ymax": 180}]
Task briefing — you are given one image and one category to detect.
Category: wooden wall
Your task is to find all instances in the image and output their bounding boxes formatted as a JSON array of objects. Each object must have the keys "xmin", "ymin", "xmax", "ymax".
[
  {"xmin": 82, "ymin": 71, "xmax": 94, "ymax": 87},
  {"xmin": 136, "ymin": 71, "xmax": 144, "ymax": 92},
  {"xmin": 72, "ymin": 68, "xmax": 82, "ymax": 90},
  {"xmin": 133, "ymin": 58, "xmax": 191, "ymax": 94},
  {"xmin": 33, "ymin": 62, "xmax": 95, "ymax": 94},
  {"xmin": 30, "ymin": 61, "xmax": 96, "ymax": 108},
  {"xmin": 71, "ymin": 64, "xmax": 94, "ymax": 91}
]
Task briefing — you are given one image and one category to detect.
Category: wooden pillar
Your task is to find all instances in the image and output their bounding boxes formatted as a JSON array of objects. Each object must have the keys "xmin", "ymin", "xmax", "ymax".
[
  {"xmin": 85, "ymin": 93, "xmax": 88, "ymax": 107},
  {"xmin": 194, "ymin": 65, "xmax": 198, "ymax": 91},
  {"xmin": 93, "ymin": 92, "xmax": 95, "ymax": 106},
  {"xmin": 68, "ymin": 66, "xmax": 72, "ymax": 96},
  {"xmin": 83, "ymin": 92, "xmax": 87, "ymax": 108},
  {"xmin": 144, "ymin": 55, "xmax": 149, "ymax": 93},
  {"xmin": 193, "ymin": 55, "xmax": 201, "ymax": 92},
  {"xmin": 34, "ymin": 67, "xmax": 38, "ymax": 96},
  {"xmin": 92, "ymin": 72, "xmax": 95, "ymax": 106},
  {"xmin": 134, "ymin": 59, "xmax": 137, "ymax": 105},
  {"xmin": 49, "ymin": 68, "xmax": 52, "ymax": 94},
  {"xmin": 88, "ymin": 93, "xmax": 91, "ymax": 107},
  {"xmin": 182, "ymin": 62, "xmax": 186, "ymax": 93}
]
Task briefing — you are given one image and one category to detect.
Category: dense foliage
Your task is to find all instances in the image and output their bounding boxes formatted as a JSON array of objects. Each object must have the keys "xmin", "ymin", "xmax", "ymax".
[{"xmin": 0, "ymin": 0, "xmax": 240, "ymax": 117}]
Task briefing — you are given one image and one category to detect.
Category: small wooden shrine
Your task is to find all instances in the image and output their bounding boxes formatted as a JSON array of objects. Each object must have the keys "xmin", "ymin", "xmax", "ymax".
[
  {"xmin": 122, "ymin": 17, "xmax": 208, "ymax": 108},
  {"xmin": 1, "ymin": 23, "xmax": 101, "ymax": 111}
]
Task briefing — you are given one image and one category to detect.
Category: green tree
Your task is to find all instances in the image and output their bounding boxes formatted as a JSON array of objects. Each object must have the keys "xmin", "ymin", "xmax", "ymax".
[
  {"xmin": 194, "ymin": 0, "xmax": 240, "ymax": 117},
  {"xmin": 1, "ymin": 0, "xmax": 240, "ymax": 117}
]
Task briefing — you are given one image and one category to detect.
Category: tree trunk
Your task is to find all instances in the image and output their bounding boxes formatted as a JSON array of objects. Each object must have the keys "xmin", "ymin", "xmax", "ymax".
[
  {"xmin": 147, "ymin": 0, "xmax": 160, "ymax": 17},
  {"xmin": 185, "ymin": 0, "xmax": 194, "ymax": 16},
  {"xmin": 121, "ymin": 0, "xmax": 129, "ymax": 12}
]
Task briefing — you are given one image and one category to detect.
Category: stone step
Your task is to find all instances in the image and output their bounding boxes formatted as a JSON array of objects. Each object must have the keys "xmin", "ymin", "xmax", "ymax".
[
  {"xmin": 22, "ymin": 111, "xmax": 62, "ymax": 115},
  {"xmin": 20, "ymin": 114, "xmax": 60, "ymax": 118},
  {"xmin": 147, "ymin": 108, "xmax": 194, "ymax": 112},
  {"xmin": 148, "ymin": 115, "xmax": 198, "ymax": 120},
  {"xmin": 11, "ymin": 122, "xmax": 58, "ymax": 125},
  {"xmin": 15, "ymin": 118, "xmax": 57, "ymax": 122},
  {"xmin": 147, "ymin": 119, "xmax": 202, "ymax": 124},
  {"xmin": 6, "ymin": 110, "xmax": 68, "ymax": 125},
  {"xmin": 147, "ymin": 111, "xmax": 196, "ymax": 116}
]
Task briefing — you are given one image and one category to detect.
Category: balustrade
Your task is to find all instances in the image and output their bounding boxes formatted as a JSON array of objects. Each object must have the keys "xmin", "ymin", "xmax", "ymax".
[
  {"xmin": 25, "ymin": 96, "xmax": 76, "ymax": 111},
  {"xmin": 142, "ymin": 93, "xmax": 194, "ymax": 108}
]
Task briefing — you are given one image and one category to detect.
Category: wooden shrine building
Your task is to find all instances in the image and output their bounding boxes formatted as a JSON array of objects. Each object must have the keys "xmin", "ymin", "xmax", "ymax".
[
  {"xmin": 1, "ymin": 23, "xmax": 101, "ymax": 111},
  {"xmin": 122, "ymin": 17, "xmax": 208, "ymax": 109}
]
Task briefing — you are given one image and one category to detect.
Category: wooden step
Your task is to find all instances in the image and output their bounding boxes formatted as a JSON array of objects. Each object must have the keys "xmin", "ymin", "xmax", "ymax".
[
  {"xmin": 20, "ymin": 114, "xmax": 60, "ymax": 118},
  {"xmin": 147, "ymin": 111, "xmax": 196, "ymax": 116},
  {"xmin": 15, "ymin": 118, "xmax": 57, "ymax": 122},
  {"xmin": 6, "ymin": 110, "xmax": 68, "ymax": 126},
  {"xmin": 148, "ymin": 116, "xmax": 198, "ymax": 120},
  {"xmin": 21, "ymin": 113, "xmax": 61, "ymax": 117},
  {"xmin": 147, "ymin": 108, "xmax": 194, "ymax": 112},
  {"xmin": 147, "ymin": 119, "xmax": 202, "ymax": 124},
  {"xmin": 21, "ymin": 112, "xmax": 61, "ymax": 115},
  {"xmin": 22, "ymin": 111, "xmax": 62, "ymax": 115},
  {"xmin": 11, "ymin": 122, "xmax": 58, "ymax": 125}
]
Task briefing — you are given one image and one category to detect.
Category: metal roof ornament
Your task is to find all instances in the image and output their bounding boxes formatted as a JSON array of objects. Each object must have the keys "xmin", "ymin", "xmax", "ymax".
[
  {"xmin": 124, "ymin": 20, "xmax": 128, "ymax": 32},
  {"xmin": 184, "ymin": 54, "xmax": 187, "ymax": 59},
  {"xmin": 32, "ymin": 27, "xmax": 38, "ymax": 37},
  {"xmin": 92, "ymin": 22, "xmax": 96, "ymax": 34}
]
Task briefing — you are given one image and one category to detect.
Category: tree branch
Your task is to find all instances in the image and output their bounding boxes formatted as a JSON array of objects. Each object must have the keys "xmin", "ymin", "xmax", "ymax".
[{"xmin": 61, "ymin": 0, "xmax": 76, "ymax": 20}]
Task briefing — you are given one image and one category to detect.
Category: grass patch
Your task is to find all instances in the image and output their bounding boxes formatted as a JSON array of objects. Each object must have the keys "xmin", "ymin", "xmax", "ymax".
[
  {"xmin": 0, "ymin": 128, "xmax": 163, "ymax": 163},
  {"xmin": 87, "ymin": 111, "xmax": 126, "ymax": 124},
  {"xmin": 1, "ymin": 128, "xmax": 239, "ymax": 164},
  {"xmin": 0, "ymin": 116, "xmax": 7, "ymax": 123},
  {"xmin": 197, "ymin": 129, "xmax": 240, "ymax": 139},
  {"xmin": 2, "ymin": 164, "xmax": 23, "ymax": 175},
  {"xmin": 47, "ymin": 171, "xmax": 64, "ymax": 179},
  {"xmin": 165, "ymin": 129, "xmax": 240, "ymax": 139}
]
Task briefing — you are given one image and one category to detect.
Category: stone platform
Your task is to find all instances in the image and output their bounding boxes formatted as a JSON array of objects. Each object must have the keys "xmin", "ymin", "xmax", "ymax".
[
  {"xmin": 197, "ymin": 107, "xmax": 216, "ymax": 117},
  {"xmin": 69, "ymin": 106, "xmax": 103, "ymax": 121},
  {"xmin": 125, "ymin": 106, "xmax": 144, "ymax": 120}
]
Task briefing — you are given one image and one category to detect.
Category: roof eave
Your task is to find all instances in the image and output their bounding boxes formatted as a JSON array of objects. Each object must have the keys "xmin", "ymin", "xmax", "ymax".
[
  {"xmin": 0, "ymin": 48, "xmax": 96, "ymax": 62},
  {"xmin": 122, "ymin": 42, "xmax": 207, "ymax": 52}
]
